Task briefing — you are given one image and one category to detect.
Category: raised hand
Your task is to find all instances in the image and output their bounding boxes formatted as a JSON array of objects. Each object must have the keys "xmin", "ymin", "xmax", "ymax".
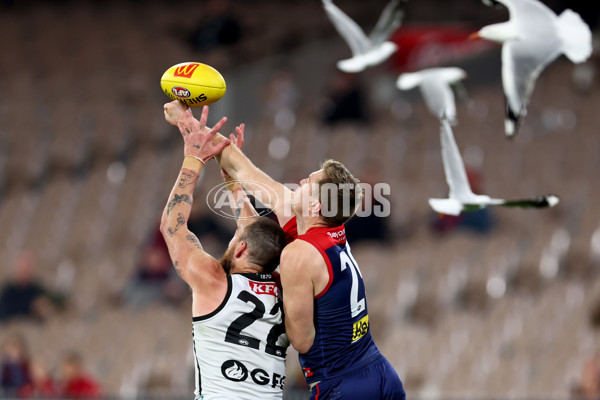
[
  {"xmin": 178, "ymin": 106, "xmax": 230, "ymax": 163},
  {"xmin": 229, "ymin": 123, "xmax": 245, "ymax": 149},
  {"xmin": 164, "ymin": 101, "xmax": 190, "ymax": 127},
  {"xmin": 221, "ymin": 123, "xmax": 245, "ymax": 180}
]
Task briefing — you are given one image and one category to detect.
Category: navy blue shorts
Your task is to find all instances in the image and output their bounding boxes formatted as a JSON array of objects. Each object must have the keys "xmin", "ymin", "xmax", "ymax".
[{"xmin": 309, "ymin": 357, "xmax": 405, "ymax": 400}]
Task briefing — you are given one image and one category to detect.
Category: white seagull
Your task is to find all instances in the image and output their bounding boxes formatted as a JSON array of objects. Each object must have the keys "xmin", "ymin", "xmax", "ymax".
[
  {"xmin": 396, "ymin": 67, "xmax": 467, "ymax": 124},
  {"xmin": 322, "ymin": 0, "xmax": 405, "ymax": 73},
  {"xmin": 472, "ymin": 0, "xmax": 592, "ymax": 137},
  {"xmin": 429, "ymin": 120, "xmax": 559, "ymax": 216}
]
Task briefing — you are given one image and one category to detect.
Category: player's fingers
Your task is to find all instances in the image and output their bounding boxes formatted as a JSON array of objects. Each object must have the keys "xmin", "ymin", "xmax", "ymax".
[
  {"xmin": 236, "ymin": 125, "xmax": 245, "ymax": 148},
  {"xmin": 210, "ymin": 116, "xmax": 228, "ymax": 135},
  {"xmin": 198, "ymin": 106, "xmax": 209, "ymax": 128},
  {"xmin": 235, "ymin": 123, "xmax": 245, "ymax": 136},
  {"xmin": 214, "ymin": 138, "xmax": 231, "ymax": 154},
  {"xmin": 229, "ymin": 133, "xmax": 238, "ymax": 146}
]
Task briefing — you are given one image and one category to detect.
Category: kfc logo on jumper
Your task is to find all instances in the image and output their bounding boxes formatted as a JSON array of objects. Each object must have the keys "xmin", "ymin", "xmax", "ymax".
[
  {"xmin": 173, "ymin": 63, "xmax": 200, "ymax": 78},
  {"xmin": 249, "ymin": 281, "xmax": 278, "ymax": 297},
  {"xmin": 171, "ymin": 86, "xmax": 191, "ymax": 98}
]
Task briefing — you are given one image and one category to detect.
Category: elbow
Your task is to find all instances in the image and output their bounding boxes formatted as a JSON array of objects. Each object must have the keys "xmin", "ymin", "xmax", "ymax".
[
  {"xmin": 159, "ymin": 216, "xmax": 168, "ymax": 237},
  {"xmin": 289, "ymin": 332, "xmax": 314, "ymax": 355}
]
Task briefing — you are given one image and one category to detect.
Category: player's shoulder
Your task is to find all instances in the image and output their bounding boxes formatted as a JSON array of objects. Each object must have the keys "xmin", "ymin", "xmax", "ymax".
[
  {"xmin": 280, "ymin": 240, "xmax": 325, "ymax": 281},
  {"xmin": 281, "ymin": 240, "xmax": 321, "ymax": 262},
  {"xmin": 186, "ymin": 252, "xmax": 228, "ymax": 292}
]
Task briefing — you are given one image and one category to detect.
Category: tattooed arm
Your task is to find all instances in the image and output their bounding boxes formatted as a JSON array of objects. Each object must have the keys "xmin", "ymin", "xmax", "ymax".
[
  {"xmin": 164, "ymin": 100, "xmax": 294, "ymax": 228},
  {"xmin": 165, "ymin": 102, "xmax": 259, "ymax": 228},
  {"xmin": 160, "ymin": 105, "xmax": 230, "ymax": 314}
]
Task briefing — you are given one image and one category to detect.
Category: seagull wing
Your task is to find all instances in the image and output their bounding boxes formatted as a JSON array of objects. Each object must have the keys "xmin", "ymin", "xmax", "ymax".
[
  {"xmin": 322, "ymin": 0, "xmax": 372, "ymax": 56},
  {"xmin": 369, "ymin": 0, "xmax": 405, "ymax": 47},
  {"xmin": 494, "ymin": 0, "xmax": 585, "ymax": 135},
  {"xmin": 492, "ymin": 0, "xmax": 556, "ymax": 22},
  {"xmin": 439, "ymin": 120, "xmax": 475, "ymax": 201},
  {"xmin": 502, "ymin": 38, "xmax": 561, "ymax": 132},
  {"xmin": 420, "ymin": 75, "xmax": 458, "ymax": 123}
]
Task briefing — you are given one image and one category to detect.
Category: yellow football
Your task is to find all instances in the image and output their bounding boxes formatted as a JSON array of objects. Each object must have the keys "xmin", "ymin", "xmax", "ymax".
[{"xmin": 160, "ymin": 62, "xmax": 226, "ymax": 107}]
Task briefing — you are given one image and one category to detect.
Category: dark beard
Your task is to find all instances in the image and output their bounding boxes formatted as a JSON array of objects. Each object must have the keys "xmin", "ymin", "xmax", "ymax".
[{"xmin": 219, "ymin": 247, "xmax": 234, "ymax": 274}]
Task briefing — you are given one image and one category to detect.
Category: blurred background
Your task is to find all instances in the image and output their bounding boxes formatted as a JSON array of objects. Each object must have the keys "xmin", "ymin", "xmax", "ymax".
[{"xmin": 0, "ymin": 0, "xmax": 599, "ymax": 398}]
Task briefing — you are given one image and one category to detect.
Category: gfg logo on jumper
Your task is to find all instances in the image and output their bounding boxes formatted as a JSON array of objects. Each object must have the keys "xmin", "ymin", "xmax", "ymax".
[
  {"xmin": 206, "ymin": 180, "xmax": 391, "ymax": 219},
  {"xmin": 221, "ymin": 360, "xmax": 285, "ymax": 389},
  {"xmin": 221, "ymin": 360, "xmax": 248, "ymax": 382}
]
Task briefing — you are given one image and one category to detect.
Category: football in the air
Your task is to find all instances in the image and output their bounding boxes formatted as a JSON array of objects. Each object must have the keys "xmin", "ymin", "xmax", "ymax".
[{"xmin": 160, "ymin": 62, "xmax": 226, "ymax": 107}]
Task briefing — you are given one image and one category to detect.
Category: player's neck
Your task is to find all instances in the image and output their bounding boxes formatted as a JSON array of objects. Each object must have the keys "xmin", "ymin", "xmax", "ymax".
[
  {"xmin": 296, "ymin": 216, "xmax": 329, "ymax": 235},
  {"xmin": 230, "ymin": 261, "xmax": 262, "ymax": 275}
]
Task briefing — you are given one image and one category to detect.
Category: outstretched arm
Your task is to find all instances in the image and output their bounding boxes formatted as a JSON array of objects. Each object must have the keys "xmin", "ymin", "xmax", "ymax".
[
  {"xmin": 220, "ymin": 124, "xmax": 259, "ymax": 229},
  {"xmin": 217, "ymin": 138, "xmax": 295, "ymax": 227},
  {"xmin": 160, "ymin": 105, "xmax": 230, "ymax": 301},
  {"xmin": 164, "ymin": 101, "xmax": 295, "ymax": 227},
  {"xmin": 160, "ymin": 157, "xmax": 210, "ymax": 284}
]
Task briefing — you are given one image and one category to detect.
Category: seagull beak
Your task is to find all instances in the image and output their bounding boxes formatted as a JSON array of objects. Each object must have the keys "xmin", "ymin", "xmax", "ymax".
[{"xmin": 468, "ymin": 32, "xmax": 481, "ymax": 41}]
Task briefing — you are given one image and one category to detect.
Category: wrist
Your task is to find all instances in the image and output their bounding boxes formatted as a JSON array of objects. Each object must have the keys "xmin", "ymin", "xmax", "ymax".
[
  {"xmin": 183, "ymin": 156, "xmax": 206, "ymax": 172},
  {"xmin": 184, "ymin": 145, "xmax": 214, "ymax": 164}
]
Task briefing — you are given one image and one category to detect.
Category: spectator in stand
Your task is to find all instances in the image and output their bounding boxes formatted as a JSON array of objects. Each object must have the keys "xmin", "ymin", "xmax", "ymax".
[
  {"xmin": 321, "ymin": 70, "xmax": 370, "ymax": 126},
  {"xmin": 19, "ymin": 359, "xmax": 58, "ymax": 399},
  {"xmin": 0, "ymin": 251, "xmax": 62, "ymax": 323},
  {"xmin": 0, "ymin": 333, "xmax": 30, "ymax": 397},
  {"xmin": 59, "ymin": 352, "xmax": 101, "ymax": 399},
  {"xmin": 121, "ymin": 208, "xmax": 234, "ymax": 309},
  {"xmin": 187, "ymin": 0, "xmax": 242, "ymax": 52},
  {"xmin": 121, "ymin": 244, "xmax": 182, "ymax": 308}
]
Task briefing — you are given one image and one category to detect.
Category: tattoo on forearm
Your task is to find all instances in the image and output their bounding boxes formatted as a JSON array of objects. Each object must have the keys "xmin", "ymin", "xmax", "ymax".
[
  {"xmin": 167, "ymin": 213, "xmax": 186, "ymax": 237},
  {"xmin": 186, "ymin": 234, "xmax": 203, "ymax": 250},
  {"xmin": 174, "ymin": 260, "xmax": 183, "ymax": 277},
  {"xmin": 178, "ymin": 171, "xmax": 196, "ymax": 189},
  {"xmin": 167, "ymin": 194, "xmax": 192, "ymax": 215}
]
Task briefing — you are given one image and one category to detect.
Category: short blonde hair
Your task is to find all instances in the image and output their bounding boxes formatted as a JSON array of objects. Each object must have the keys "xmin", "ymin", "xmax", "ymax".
[{"xmin": 317, "ymin": 160, "xmax": 363, "ymax": 227}]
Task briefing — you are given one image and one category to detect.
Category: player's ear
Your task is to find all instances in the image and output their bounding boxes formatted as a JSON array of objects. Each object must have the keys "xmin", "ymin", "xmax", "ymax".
[
  {"xmin": 309, "ymin": 199, "xmax": 321, "ymax": 215},
  {"xmin": 234, "ymin": 241, "xmax": 247, "ymax": 258}
]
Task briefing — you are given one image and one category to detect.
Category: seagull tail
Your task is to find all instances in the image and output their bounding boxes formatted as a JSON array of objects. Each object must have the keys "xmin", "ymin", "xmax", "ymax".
[
  {"xmin": 557, "ymin": 9, "xmax": 593, "ymax": 63},
  {"xmin": 428, "ymin": 198, "xmax": 462, "ymax": 216}
]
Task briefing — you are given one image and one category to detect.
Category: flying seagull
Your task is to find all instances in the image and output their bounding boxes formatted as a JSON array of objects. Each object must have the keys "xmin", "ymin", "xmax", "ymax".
[
  {"xmin": 322, "ymin": 0, "xmax": 405, "ymax": 73},
  {"xmin": 396, "ymin": 67, "xmax": 467, "ymax": 124},
  {"xmin": 472, "ymin": 0, "xmax": 592, "ymax": 137},
  {"xmin": 429, "ymin": 120, "xmax": 559, "ymax": 216}
]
